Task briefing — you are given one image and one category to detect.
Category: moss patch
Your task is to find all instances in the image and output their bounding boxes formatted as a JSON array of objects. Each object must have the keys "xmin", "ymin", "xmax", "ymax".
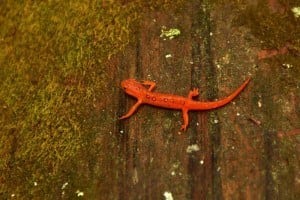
[
  {"xmin": 0, "ymin": 0, "xmax": 139, "ymax": 198},
  {"xmin": 0, "ymin": 0, "xmax": 186, "ymax": 198}
]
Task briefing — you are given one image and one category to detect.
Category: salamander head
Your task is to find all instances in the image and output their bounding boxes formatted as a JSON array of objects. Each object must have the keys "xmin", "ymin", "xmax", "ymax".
[{"xmin": 121, "ymin": 79, "xmax": 145, "ymax": 97}]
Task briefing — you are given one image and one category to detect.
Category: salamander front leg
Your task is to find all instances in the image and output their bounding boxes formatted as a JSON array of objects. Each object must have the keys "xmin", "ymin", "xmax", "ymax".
[
  {"xmin": 188, "ymin": 88, "xmax": 199, "ymax": 99},
  {"xmin": 141, "ymin": 80, "xmax": 156, "ymax": 91},
  {"xmin": 120, "ymin": 100, "xmax": 142, "ymax": 119},
  {"xmin": 180, "ymin": 108, "xmax": 189, "ymax": 131}
]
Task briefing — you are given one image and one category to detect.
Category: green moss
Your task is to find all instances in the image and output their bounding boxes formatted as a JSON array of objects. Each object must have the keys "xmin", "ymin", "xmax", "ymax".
[
  {"xmin": 233, "ymin": 0, "xmax": 300, "ymax": 49},
  {"xmin": 0, "ymin": 0, "xmax": 187, "ymax": 198},
  {"xmin": 0, "ymin": 0, "xmax": 139, "ymax": 197}
]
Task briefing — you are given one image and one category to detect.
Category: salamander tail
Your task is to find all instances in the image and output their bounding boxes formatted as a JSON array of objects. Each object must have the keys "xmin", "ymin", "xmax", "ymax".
[{"xmin": 190, "ymin": 77, "xmax": 251, "ymax": 110}]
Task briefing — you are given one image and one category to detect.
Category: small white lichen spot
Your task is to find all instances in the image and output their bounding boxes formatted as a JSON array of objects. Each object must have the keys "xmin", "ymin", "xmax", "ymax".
[
  {"xmin": 11, "ymin": 194, "xmax": 15, "ymax": 198},
  {"xmin": 186, "ymin": 144, "xmax": 200, "ymax": 153},
  {"xmin": 258, "ymin": 100, "xmax": 262, "ymax": 108},
  {"xmin": 236, "ymin": 112, "xmax": 240, "ymax": 116},
  {"xmin": 150, "ymin": 157, "xmax": 154, "ymax": 163},
  {"xmin": 291, "ymin": 7, "xmax": 300, "ymax": 18},
  {"xmin": 213, "ymin": 119, "xmax": 219, "ymax": 124},
  {"xmin": 34, "ymin": 182, "xmax": 37, "ymax": 186},
  {"xmin": 165, "ymin": 54, "xmax": 172, "ymax": 58},
  {"xmin": 282, "ymin": 63, "xmax": 293, "ymax": 68},
  {"xmin": 120, "ymin": 130, "xmax": 124, "ymax": 134},
  {"xmin": 61, "ymin": 182, "xmax": 68, "ymax": 190},
  {"xmin": 200, "ymin": 160, "xmax": 204, "ymax": 165},
  {"xmin": 163, "ymin": 191, "xmax": 174, "ymax": 200},
  {"xmin": 76, "ymin": 190, "xmax": 84, "ymax": 197}
]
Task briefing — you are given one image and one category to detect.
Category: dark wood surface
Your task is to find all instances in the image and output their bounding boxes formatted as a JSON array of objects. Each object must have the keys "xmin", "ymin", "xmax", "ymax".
[{"xmin": 98, "ymin": 1, "xmax": 299, "ymax": 199}]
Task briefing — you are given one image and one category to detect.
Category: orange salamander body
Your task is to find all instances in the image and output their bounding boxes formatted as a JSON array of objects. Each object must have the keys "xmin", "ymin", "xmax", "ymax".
[{"xmin": 120, "ymin": 78, "xmax": 250, "ymax": 131}]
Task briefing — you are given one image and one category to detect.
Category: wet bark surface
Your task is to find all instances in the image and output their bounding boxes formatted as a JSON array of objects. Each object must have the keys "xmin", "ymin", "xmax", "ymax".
[
  {"xmin": 102, "ymin": 1, "xmax": 300, "ymax": 199},
  {"xmin": 114, "ymin": 2, "xmax": 223, "ymax": 198}
]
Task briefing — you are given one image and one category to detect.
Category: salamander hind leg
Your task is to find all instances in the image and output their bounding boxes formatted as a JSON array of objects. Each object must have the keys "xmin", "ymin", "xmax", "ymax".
[
  {"xmin": 188, "ymin": 88, "xmax": 199, "ymax": 99},
  {"xmin": 180, "ymin": 108, "xmax": 189, "ymax": 131}
]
